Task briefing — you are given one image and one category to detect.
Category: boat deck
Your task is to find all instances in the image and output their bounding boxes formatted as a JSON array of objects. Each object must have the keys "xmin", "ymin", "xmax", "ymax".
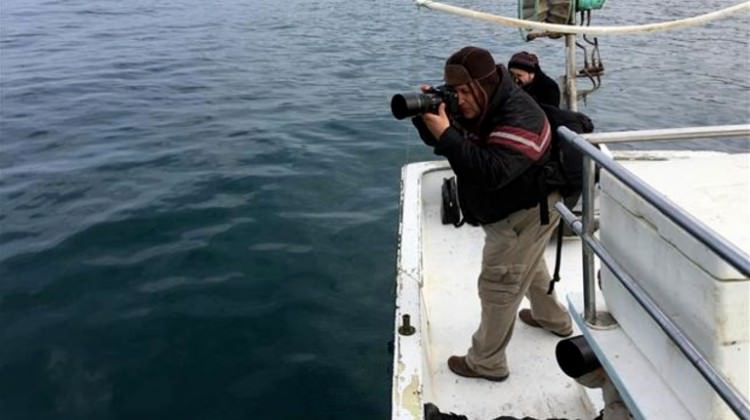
[
  {"xmin": 394, "ymin": 149, "xmax": 749, "ymax": 420},
  {"xmin": 416, "ymin": 162, "xmax": 600, "ymax": 419}
]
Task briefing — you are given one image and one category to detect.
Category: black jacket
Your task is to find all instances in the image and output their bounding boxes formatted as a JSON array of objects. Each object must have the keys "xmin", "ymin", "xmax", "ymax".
[
  {"xmin": 524, "ymin": 67, "xmax": 561, "ymax": 108},
  {"xmin": 432, "ymin": 65, "xmax": 552, "ymax": 225}
]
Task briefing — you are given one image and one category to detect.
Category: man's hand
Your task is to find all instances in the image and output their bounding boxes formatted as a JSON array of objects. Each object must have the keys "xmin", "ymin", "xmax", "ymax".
[
  {"xmin": 417, "ymin": 84, "xmax": 450, "ymax": 140},
  {"xmin": 413, "ymin": 84, "xmax": 450, "ymax": 144},
  {"xmin": 421, "ymin": 102, "xmax": 450, "ymax": 140}
]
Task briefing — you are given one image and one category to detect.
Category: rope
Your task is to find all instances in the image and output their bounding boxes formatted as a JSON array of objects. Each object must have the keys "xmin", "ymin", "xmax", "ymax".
[{"xmin": 414, "ymin": 0, "xmax": 750, "ymax": 35}]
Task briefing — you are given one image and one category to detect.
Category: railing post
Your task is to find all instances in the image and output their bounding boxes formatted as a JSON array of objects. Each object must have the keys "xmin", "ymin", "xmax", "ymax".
[
  {"xmin": 582, "ymin": 155, "xmax": 597, "ymax": 325},
  {"xmin": 565, "ymin": 28, "xmax": 596, "ymax": 324},
  {"xmin": 564, "ymin": 33, "xmax": 577, "ymax": 111}
]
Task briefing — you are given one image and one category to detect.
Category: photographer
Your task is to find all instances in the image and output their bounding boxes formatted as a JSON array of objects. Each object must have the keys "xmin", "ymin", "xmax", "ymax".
[
  {"xmin": 508, "ymin": 51, "xmax": 561, "ymax": 108},
  {"xmin": 411, "ymin": 46, "xmax": 572, "ymax": 382}
]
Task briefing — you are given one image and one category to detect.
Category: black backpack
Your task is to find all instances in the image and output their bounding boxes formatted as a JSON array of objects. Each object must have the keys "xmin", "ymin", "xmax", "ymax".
[
  {"xmin": 540, "ymin": 103, "xmax": 595, "ymax": 198},
  {"xmin": 538, "ymin": 104, "xmax": 596, "ymax": 294},
  {"xmin": 535, "ymin": 104, "xmax": 595, "ymax": 226}
]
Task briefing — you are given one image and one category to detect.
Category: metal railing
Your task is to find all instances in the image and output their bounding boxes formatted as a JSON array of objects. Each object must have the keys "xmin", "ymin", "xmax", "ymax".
[
  {"xmin": 555, "ymin": 124, "xmax": 750, "ymax": 419},
  {"xmin": 583, "ymin": 124, "xmax": 750, "ymax": 144}
]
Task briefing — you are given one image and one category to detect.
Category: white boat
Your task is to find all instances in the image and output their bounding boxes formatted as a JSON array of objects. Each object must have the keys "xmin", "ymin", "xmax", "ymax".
[{"xmin": 390, "ymin": 2, "xmax": 750, "ymax": 419}]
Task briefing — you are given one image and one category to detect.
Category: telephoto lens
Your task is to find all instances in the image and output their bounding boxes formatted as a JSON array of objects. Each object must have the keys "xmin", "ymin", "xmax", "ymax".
[{"xmin": 390, "ymin": 92, "xmax": 442, "ymax": 120}]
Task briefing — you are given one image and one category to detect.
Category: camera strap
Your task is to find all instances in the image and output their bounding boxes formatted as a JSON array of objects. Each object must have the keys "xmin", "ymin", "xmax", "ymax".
[{"xmin": 547, "ymin": 218, "xmax": 565, "ymax": 294}]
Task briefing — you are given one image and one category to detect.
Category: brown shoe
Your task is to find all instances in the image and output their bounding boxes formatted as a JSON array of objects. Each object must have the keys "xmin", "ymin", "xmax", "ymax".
[
  {"xmin": 518, "ymin": 309, "xmax": 572, "ymax": 338},
  {"xmin": 447, "ymin": 356, "xmax": 508, "ymax": 382}
]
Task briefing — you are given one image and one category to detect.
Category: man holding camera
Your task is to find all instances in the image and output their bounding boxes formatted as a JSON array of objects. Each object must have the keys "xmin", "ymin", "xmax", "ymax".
[
  {"xmin": 412, "ymin": 46, "xmax": 573, "ymax": 382},
  {"xmin": 508, "ymin": 50, "xmax": 561, "ymax": 108}
]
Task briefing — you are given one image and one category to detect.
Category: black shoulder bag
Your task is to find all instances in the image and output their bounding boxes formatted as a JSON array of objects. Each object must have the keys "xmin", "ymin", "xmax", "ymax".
[{"xmin": 441, "ymin": 177, "xmax": 464, "ymax": 228}]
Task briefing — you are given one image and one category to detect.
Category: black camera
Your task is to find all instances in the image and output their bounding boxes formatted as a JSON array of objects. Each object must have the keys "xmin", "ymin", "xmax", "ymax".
[{"xmin": 390, "ymin": 85, "xmax": 459, "ymax": 120}]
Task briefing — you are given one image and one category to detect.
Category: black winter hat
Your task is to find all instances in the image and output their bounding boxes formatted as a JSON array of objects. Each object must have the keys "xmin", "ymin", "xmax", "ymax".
[{"xmin": 508, "ymin": 51, "xmax": 539, "ymax": 73}]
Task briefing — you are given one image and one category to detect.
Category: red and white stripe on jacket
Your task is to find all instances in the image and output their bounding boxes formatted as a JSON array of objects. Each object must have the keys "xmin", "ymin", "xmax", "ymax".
[{"xmin": 486, "ymin": 118, "xmax": 551, "ymax": 161}]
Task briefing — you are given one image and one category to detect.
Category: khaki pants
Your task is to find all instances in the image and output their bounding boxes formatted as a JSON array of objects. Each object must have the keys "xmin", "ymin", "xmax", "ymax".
[{"xmin": 466, "ymin": 192, "xmax": 572, "ymax": 377}]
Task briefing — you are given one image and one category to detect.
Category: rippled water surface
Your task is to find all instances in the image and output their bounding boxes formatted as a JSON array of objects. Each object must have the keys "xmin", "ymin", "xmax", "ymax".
[{"xmin": 1, "ymin": 0, "xmax": 748, "ymax": 418}]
